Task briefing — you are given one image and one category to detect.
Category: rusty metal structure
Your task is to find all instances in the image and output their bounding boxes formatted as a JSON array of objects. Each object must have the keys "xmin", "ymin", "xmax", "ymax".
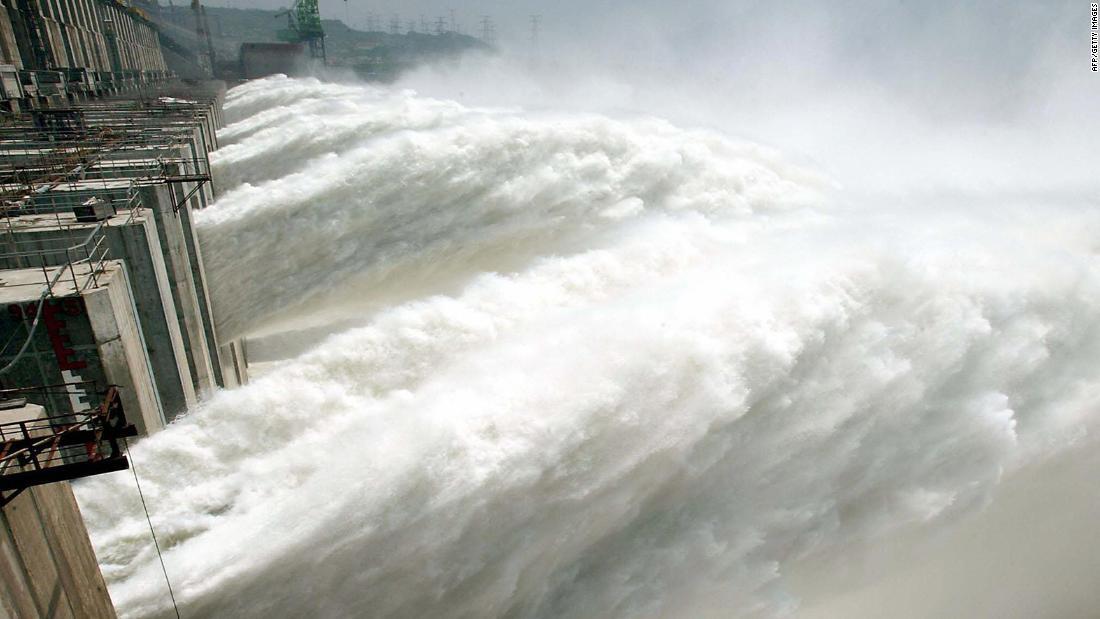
[
  {"xmin": 0, "ymin": 384, "xmax": 136, "ymax": 507},
  {"xmin": 0, "ymin": 96, "xmax": 216, "ymax": 216},
  {"xmin": 0, "ymin": 1, "xmax": 231, "ymax": 614},
  {"xmin": 0, "ymin": 86, "xmax": 230, "ymax": 426}
]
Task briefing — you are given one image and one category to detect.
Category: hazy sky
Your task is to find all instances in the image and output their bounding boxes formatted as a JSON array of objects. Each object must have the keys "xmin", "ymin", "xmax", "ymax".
[
  {"xmin": 218, "ymin": 0, "xmax": 1078, "ymax": 56},
  {"xmin": 208, "ymin": 0, "xmax": 1096, "ymax": 191},
  {"xmin": 215, "ymin": 0, "xmax": 1084, "ymax": 100}
]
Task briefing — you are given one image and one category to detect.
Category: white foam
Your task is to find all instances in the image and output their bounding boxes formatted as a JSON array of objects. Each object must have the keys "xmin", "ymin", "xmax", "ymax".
[{"xmin": 75, "ymin": 77, "xmax": 1100, "ymax": 618}]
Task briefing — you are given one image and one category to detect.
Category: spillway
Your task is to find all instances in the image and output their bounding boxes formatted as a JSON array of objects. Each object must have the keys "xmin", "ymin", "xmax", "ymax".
[{"xmin": 75, "ymin": 76, "xmax": 1100, "ymax": 618}]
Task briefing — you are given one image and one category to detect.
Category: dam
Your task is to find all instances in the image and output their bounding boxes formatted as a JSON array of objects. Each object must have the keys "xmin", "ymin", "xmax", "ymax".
[
  {"xmin": 0, "ymin": 0, "xmax": 243, "ymax": 615},
  {"xmin": 0, "ymin": 1, "xmax": 1093, "ymax": 618}
]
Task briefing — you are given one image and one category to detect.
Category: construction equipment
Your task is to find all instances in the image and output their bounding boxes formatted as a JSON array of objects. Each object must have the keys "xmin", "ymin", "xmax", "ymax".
[
  {"xmin": 276, "ymin": 0, "xmax": 326, "ymax": 62},
  {"xmin": 191, "ymin": 0, "xmax": 217, "ymax": 76}
]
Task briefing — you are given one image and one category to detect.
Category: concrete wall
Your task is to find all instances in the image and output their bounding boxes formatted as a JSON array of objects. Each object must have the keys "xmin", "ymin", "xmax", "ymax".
[
  {"xmin": 0, "ymin": 404, "xmax": 117, "ymax": 619},
  {"xmin": 240, "ymin": 42, "xmax": 304, "ymax": 79},
  {"xmin": 142, "ymin": 184, "xmax": 217, "ymax": 395},
  {"xmin": 0, "ymin": 211, "xmax": 199, "ymax": 421},
  {"xmin": 174, "ymin": 186, "xmax": 224, "ymax": 385},
  {"xmin": 83, "ymin": 261, "xmax": 165, "ymax": 436},
  {"xmin": 0, "ymin": 261, "xmax": 166, "ymax": 436},
  {"xmin": 0, "ymin": 0, "xmax": 166, "ymax": 72},
  {"xmin": 0, "ymin": 4, "xmax": 21, "ymax": 69},
  {"xmin": 219, "ymin": 338, "xmax": 247, "ymax": 387},
  {"xmin": 0, "ymin": 483, "xmax": 117, "ymax": 618},
  {"xmin": 105, "ymin": 214, "xmax": 196, "ymax": 419},
  {"xmin": 0, "ymin": 126, "xmax": 234, "ymax": 407}
]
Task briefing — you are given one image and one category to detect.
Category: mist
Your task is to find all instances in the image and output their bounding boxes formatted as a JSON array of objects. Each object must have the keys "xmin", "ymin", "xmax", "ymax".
[
  {"xmin": 73, "ymin": 1, "xmax": 1100, "ymax": 617},
  {"xmin": 390, "ymin": 0, "xmax": 1095, "ymax": 195},
  {"xmin": 229, "ymin": 1, "xmax": 1098, "ymax": 191}
]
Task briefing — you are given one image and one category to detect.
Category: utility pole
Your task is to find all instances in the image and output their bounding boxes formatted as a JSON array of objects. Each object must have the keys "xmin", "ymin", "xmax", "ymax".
[
  {"xmin": 449, "ymin": 9, "xmax": 456, "ymax": 33},
  {"xmin": 420, "ymin": 15, "xmax": 428, "ymax": 33},
  {"xmin": 434, "ymin": 16, "xmax": 445, "ymax": 35}
]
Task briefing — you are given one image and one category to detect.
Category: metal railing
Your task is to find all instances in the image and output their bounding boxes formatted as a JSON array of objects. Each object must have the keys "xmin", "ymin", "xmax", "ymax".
[
  {"xmin": 0, "ymin": 220, "xmax": 113, "ymax": 295},
  {"xmin": 0, "ymin": 180, "xmax": 140, "ymax": 219},
  {"xmin": 0, "ymin": 96, "xmax": 219, "ymax": 228},
  {"xmin": 0, "ymin": 385, "xmax": 136, "ymax": 506}
]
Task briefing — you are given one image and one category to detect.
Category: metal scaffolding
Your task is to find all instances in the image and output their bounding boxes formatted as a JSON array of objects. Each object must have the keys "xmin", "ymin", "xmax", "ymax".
[
  {"xmin": 0, "ymin": 98, "xmax": 215, "ymax": 217},
  {"xmin": 0, "ymin": 95, "xmax": 219, "ymax": 386},
  {"xmin": 276, "ymin": 0, "xmax": 326, "ymax": 61},
  {"xmin": 0, "ymin": 384, "xmax": 137, "ymax": 507}
]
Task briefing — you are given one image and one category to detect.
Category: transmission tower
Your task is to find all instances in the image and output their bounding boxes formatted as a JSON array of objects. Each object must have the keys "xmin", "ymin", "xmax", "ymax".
[
  {"xmin": 479, "ymin": 16, "xmax": 496, "ymax": 46},
  {"xmin": 531, "ymin": 15, "xmax": 542, "ymax": 48},
  {"xmin": 434, "ymin": 16, "xmax": 446, "ymax": 35},
  {"xmin": 530, "ymin": 15, "xmax": 541, "ymax": 45},
  {"xmin": 389, "ymin": 14, "xmax": 400, "ymax": 35}
]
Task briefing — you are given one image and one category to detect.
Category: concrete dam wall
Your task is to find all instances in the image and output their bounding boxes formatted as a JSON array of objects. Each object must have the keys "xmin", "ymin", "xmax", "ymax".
[
  {"xmin": 0, "ymin": 0, "xmax": 245, "ymax": 613},
  {"xmin": 0, "ymin": 0, "xmax": 166, "ymax": 73}
]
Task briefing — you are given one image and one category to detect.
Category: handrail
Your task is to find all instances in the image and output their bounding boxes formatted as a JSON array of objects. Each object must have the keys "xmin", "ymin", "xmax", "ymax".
[
  {"xmin": 0, "ymin": 215, "xmax": 112, "ymax": 375},
  {"xmin": 0, "ymin": 385, "xmax": 136, "ymax": 504},
  {"xmin": 0, "ymin": 260, "xmax": 78, "ymax": 375},
  {"xmin": 0, "ymin": 217, "xmax": 112, "ymax": 280}
]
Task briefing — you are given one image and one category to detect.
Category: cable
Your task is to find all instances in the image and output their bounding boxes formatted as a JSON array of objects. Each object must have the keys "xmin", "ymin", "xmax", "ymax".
[
  {"xmin": 0, "ymin": 221, "xmax": 111, "ymax": 376},
  {"xmin": 124, "ymin": 437, "xmax": 182, "ymax": 619},
  {"xmin": 0, "ymin": 289, "xmax": 49, "ymax": 376}
]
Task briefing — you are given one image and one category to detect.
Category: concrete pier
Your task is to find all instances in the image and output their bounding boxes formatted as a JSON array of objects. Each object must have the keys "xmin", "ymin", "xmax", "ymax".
[
  {"xmin": 0, "ymin": 482, "xmax": 118, "ymax": 618},
  {"xmin": 105, "ymin": 208, "xmax": 198, "ymax": 415},
  {"xmin": 0, "ymin": 84, "xmax": 239, "ymax": 406},
  {"xmin": 0, "ymin": 199, "xmax": 198, "ymax": 418},
  {"xmin": 0, "ymin": 402, "xmax": 117, "ymax": 619},
  {"xmin": 0, "ymin": 0, "xmax": 243, "ymax": 615},
  {"xmin": 0, "ymin": 261, "xmax": 165, "ymax": 435}
]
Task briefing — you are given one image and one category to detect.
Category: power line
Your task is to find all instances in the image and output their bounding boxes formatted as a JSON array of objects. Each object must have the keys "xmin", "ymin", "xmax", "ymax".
[{"xmin": 126, "ymin": 437, "xmax": 182, "ymax": 619}]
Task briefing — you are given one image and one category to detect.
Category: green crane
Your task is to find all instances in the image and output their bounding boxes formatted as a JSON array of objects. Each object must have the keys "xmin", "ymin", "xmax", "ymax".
[{"xmin": 276, "ymin": 0, "xmax": 326, "ymax": 62}]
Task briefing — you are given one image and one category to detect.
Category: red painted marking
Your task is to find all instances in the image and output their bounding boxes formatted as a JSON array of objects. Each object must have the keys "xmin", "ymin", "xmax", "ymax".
[{"xmin": 43, "ymin": 301, "xmax": 87, "ymax": 371}]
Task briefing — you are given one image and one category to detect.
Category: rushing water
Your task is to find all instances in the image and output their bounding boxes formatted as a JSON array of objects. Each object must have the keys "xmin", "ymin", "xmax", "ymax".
[{"xmin": 74, "ymin": 76, "xmax": 1100, "ymax": 618}]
